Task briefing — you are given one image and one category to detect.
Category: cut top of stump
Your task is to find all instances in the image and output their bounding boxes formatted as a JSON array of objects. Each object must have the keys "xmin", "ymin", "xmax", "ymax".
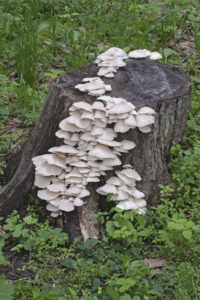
[{"xmin": 59, "ymin": 59, "xmax": 191, "ymax": 108}]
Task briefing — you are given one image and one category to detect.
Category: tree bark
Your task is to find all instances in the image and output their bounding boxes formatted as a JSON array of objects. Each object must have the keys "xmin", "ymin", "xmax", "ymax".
[{"xmin": 0, "ymin": 60, "xmax": 192, "ymax": 242}]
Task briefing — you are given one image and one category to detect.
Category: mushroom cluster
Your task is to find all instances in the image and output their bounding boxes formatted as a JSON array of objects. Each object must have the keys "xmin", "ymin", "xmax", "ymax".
[
  {"xmin": 32, "ymin": 97, "xmax": 155, "ymax": 217},
  {"xmin": 75, "ymin": 77, "xmax": 112, "ymax": 97},
  {"xmin": 94, "ymin": 47, "xmax": 128, "ymax": 78},
  {"xmin": 32, "ymin": 46, "xmax": 160, "ymax": 217},
  {"xmin": 128, "ymin": 49, "xmax": 162, "ymax": 60},
  {"xmin": 97, "ymin": 165, "xmax": 146, "ymax": 214},
  {"xmin": 97, "ymin": 96, "xmax": 155, "ymax": 133}
]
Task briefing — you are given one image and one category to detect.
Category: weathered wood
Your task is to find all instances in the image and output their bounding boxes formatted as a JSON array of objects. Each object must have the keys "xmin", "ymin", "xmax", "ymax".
[{"xmin": 0, "ymin": 59, "xmax": 191, "ymax": 241}]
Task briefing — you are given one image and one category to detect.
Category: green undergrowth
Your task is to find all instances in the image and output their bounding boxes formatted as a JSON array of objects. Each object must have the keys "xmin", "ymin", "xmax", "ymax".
[{"xmin": 1, "ymin": 0, "xmax": 200, "ymax": 298}]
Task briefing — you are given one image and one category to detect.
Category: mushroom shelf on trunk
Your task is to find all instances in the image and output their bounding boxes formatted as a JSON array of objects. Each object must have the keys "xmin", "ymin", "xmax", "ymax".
[{"xmin": 0, "ymin": 59, "xmax": 191, "ymax": 242}]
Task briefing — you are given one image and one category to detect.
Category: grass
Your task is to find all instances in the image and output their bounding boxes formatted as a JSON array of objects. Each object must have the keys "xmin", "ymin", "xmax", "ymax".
[{"xmin": 0, "ymin": 0, "xmax": 200, "ymax": 299}]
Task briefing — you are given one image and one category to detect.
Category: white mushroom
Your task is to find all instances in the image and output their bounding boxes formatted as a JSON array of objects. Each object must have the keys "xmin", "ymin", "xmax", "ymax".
[
  {"xmin": 58, "ymin": 199, "xmax": 75, "ymax": 212},
  {"xmin": 96, "ymin": 184, "xmax": 118, "ymax": 195},
  {"xmin": 128, "ymin": 49, "xmax": 151, "ymax": 58},
  {"xmin": 32, "ymin": 48, "xmax": 158, "ymax": 217},
  {"xmin": 34, "ymin": 174, "xmax": 53, "ymax": 188},
  {"xmin": 38, "ymin": 189, "xmax": 60, "ymax": 201},
  {"xmin": 47, "ymin": 182, "xmax": 66, "ymax": 193},
  {"xmin": 149, "ymin": 52, "xmax": 162, "ymax": 60},
  {"xmin": 88, "ymin": 144, "xmax": 117, "ymax": 159}
]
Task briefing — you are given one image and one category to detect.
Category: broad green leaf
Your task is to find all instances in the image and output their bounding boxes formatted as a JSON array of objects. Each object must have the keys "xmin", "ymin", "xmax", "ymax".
[
  {"xmin": 182, "ymin": 230, "xmax": 192, "ymax": 240},
  {"xmin": 106, "ymin": 287, "xmax": 120, "ymax": 299},
  {"xmin": 0, "ymin": 277, "xmax": 14, "ymax": 300},
  {"xmin": 83, "ymin": 238, "xmax": 98, "ymax": 250},
  {"xmin": 163, "ymin": 48, "xmax": 174, "ymax": 58}
]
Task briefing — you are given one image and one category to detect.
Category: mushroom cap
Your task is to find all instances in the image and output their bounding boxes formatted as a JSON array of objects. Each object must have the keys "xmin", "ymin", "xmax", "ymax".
[
  {"xmin": 149, "ymin": 51, "xmax": 162, "ymax": 60},
  {"xmin": 94, "ymin": 110, "xmax": 106, "ymax": 119},
  {"xmin": 136, "ymin": 114, "xmax": 155, "ymax": 127},
  {"xmin": 97, "ymin": 66, "xmax": 116, "ymax": 77},
  {"xmin": 43, "ymin": 154, "xmax": 66, "ymax": 169},
  {"xmin": 88, "ymin": 144, "xmax": 117, "ymax": 159},
  {"xmin": 74, "ymin": 83, "xmax": 88, "ymax": 92},
  {"xmin": 38, "ymin": 189, "xmax": 60, "ymax": 201},
  {"xmin": 114, "ymin": 120, "xmax": 130, "ymax": 133},
  {"xmin": 47, "ymin": 182, "xmax": 66, "ymax": 193},
  {"xmin": 132, "ymin": 189, "xmax": 145, "ymax": 198},
  {"xmin": 82, "ymin": 77, "xmax": 99, "ymax": 82},
  {"xmin": 55, "ymin": 130, "xmax": 71, "ymax": 139},
  {"xmin": 100, "ymin": 128, "xmax": 116, "ymax": 140},
  {"xmin": 124, "ymin": 115, "xmax": 137, "ymax": 127},
  {"xmin": 66, "ymin": 185, "xmax": 81, "ymax": 196},
  {"xmin": 112, "ymin": 190, "xmax": 129, "ymax": 201},
  {"xmin": 92, "ymin": 101, "xmax": 106, "ymax": 111},
  {"xmin": 46, "ymin": 203, "xmax": 59, "ymax": 212},
  {"xmin": 70, "ymin": 161, "xmax": 88, "ymax": 168},
  {"xmin": 79, "ymin": 189, "xmax": 90, "ymax": 198},
  {"xmin": 96, "ymin": 184, "xmax": 118, "ymax": 195},
  {"xmin": 138, "ymin": 126, "xmax": 152, "ymax": 133},
  {"xmin": 97, "ymin": 47, "xmax": 128, "ymax": 61},
  {"xmin": 97, "ymin": 95, "xmax": 113, "ymax": 102},
  {"xmin": 99, "ymin": 58, "xmax": 126, "ymax": 68},
  {"xmin": 128, "ymin": 49, "xmax": 151, "ymax": 58},
  {"xmin": 58, "ymin": 199, "xmax": 75, "ymax": 212},
  {"xmin": 108, "ymin": 102, "xmax": 134, "ymax": 114},
  {"xmin": 74, "ymin": 197, "xmax": 84, "ymax": 206},
  {"xmin": 64, "ymin": 139, "xmax": 77, "ymax": 146},
  {"xmin": 103, "ymin": 156, "xmax": 121, "ymax": 166},
  {"xmin": 49, "ymin": 145, "xmax": 78, "ymax": 155},
  {"xmin": 104, "ymin": 72, "xmax": 115, "ymax": 78},
  {"xmin": 67, "ymin": 112, "xmax": 91, "ymax": 129},
  {"xmin": 72, "ymin": 101, "xmax": 93, "ymax": 112},
  {"xmin": 115, "ymin": 171, "xmax": 137, "ymax": 186},
  {"xmin": 90, "ymin": 126, "xmax": 104, "ymax": 136},
  {"xmin": 81, "ymin": 111, "xmax": 94, "ymax": 120},
  {"xmin": 138, "ymin": 107, "xmax": 155, "ymax": 115},
  {"xmin": 80, "ymin": 132, "xmax": 96, "ymax": 141},
  {"xmin": 86, "ymin": 177, "xmax": 100, "ymax": 182},
  {"xmin": 97, "ymin": 138, "xmax": 121, "ymax": 147},
  {"xmin": 50, "ymin": 212, "xmax": 60, "ymax": 217},
  {"xmin": 34, "ymin": 174, "xmax": 53, "ymax": 188},
  {"xmin": 59, "ymin": 119, "xmax": 81, "ymax": 132},
  {"xmin": 36, "ymin": 162, "xmax": 62, "ymax": 176},
  {"xmin": 65, "ymin": 167, "xmax": 82, "ymax": 178},
  {"xmin": 119, "ymin": 140, "xmax": 136, "ymax": 151},
  {"xmin": 120, "ymin": 168, "xmax": 141, "ymax": 181},
  {"xmin": 106, "ymin": 176, "xmax": 123, "ymax": 186},
  {"xmin": 88, "ymin": 88, "xmax": 106, "ymax": 97}
]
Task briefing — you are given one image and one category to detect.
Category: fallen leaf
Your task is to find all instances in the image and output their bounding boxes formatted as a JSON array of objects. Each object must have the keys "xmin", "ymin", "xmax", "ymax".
[{"xmin": 143, "ymin": 258, "xmax": 167, "ymax": 269}]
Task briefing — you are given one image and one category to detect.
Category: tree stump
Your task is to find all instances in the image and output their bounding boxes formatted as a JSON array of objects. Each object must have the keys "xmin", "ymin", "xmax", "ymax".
[{"xmin": 0, "ymin": 59, "xmax": 191, "ymax": 242}]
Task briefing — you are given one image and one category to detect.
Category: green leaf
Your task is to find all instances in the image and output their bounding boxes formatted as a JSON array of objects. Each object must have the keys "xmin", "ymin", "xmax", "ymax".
[
  {"xmin": 182, "ymin": 230, "xmax": 193, "ymax": 240},
  {"xmin": 38, "ymin": 23, "xmax": 49, "ymax": 31},
  {"xmin": 163, "ymin": 48, "xmax": 174, "ymax": 58},
  {"xmin": 61, "ymin": 258, "xmax": 76, "ymax": 269},
  {"xmin": 65, "ymin": 287, "xmax": 79, "ymax": 300},
  {"xmin": 106, "ymin": 287, "xmax": 120, "ymax": 299},
  {"xmin": 116, "ymin": 278, "xmax": 136, "ymax": 293},
  {"xmin": 23, "ymin": 215, "xmax": 37, "ymax": 225},
  {"xmin": 120, "ymin": 294, "xmax": 132, "ymax": 300},
  {"xmin": 83, "ymin": 238, "xmax": 98, "ymax": 250},
  {"xmin": 0, "ymin": 108, "xmax": 9, "ymax": 115},
  {"xmin": 0, "ymin": 277, "xmax": 14, "ymax": 300},
  {"xmin": 167, "ymin": 221, "xmax": 184, "ymax": 231}
]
